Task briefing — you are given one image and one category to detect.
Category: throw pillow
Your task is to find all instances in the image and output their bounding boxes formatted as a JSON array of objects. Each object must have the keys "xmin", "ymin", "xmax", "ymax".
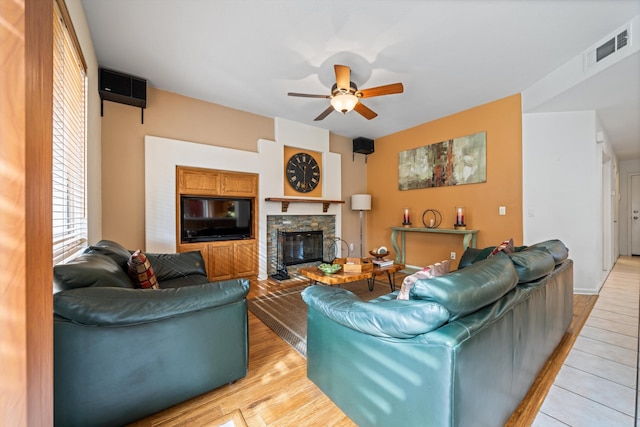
[
  {"xmin": 488, "ymin": 238, "xmax": 514, "ymax": 257},
  {"xmin": 127, "ymin": 250, "xmax": 159, "ymax": 289},
  {"xmin": 397, "ymin": 259, "xmax": 450, "ymax": 300}
]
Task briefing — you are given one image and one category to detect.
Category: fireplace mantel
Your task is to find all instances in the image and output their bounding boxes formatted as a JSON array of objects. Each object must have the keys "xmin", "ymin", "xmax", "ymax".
[{"xmin": 265, "ymin": 197, "xmax": 345, "ymax": 213}]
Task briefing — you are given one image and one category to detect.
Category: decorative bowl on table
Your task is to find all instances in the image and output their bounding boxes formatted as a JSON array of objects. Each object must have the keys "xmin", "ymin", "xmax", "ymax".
[
  {"xmin": 317, "ymin": 263, "xmax": 342, "ymax": 275},
  {"xmin": 369, "ymin": 247, "xmax": 390, "ymax": 260}
]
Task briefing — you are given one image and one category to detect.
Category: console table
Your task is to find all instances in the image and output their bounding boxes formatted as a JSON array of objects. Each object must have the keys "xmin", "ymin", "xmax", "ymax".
[{"xmin": 390, "ymin": 227, "xmax": 478, "ymax": 264}]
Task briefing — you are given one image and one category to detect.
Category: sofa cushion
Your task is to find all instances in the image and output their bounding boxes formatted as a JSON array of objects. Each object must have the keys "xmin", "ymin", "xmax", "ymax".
[
  {"xmin": 397, "ymin": 260, "xmax": 450, "ymax": 300},
  {"xmin": 84, "ymin": 240, "xmax": 132, "ymax": 269},
  {"xmin": 127, "ymin": 250, "xmax": 160, "ymax": 289},
  {"xmin": 459, "ymin": 243, "xmax": 527, "ymax": 268},
  {"xmin": 527, "ymin": 239, "xmax": 569, "ymax": 265},
  {"xmin": 54, "ymin": 252, "xmax": 134, "ymax": 293},
  {"xmin": 509, "ymin": 247, "xmax": 556, "ymax": 283},
  {"xmin": 410, "ymin": 253, "xmax": 519, "ymax": 320},
  {"xmin": 145, "ymin": 251, "xmax": 207, "ymax": 281},
  {"xmin": 302, "ymin": 285, "xmax": 450, "ymax": 338}
]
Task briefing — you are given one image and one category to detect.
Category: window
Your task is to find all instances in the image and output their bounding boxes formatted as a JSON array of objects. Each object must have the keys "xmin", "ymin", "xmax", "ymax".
[{"xmin": 52, "ymin": 1, "xmax": 88, "ymax": 265}]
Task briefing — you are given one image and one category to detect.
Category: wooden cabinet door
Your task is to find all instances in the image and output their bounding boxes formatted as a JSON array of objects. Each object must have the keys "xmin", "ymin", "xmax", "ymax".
[
  {"xmin": 178, "ymin": 167, "xmax": 221, "ymax": 195},
  {"xmin": 221, "ymin": 172, "xmax": 257, "ymax": 196},
  {"xmin": 208, "ymin": 243, "xmax": 234, "ymax": 281},
  {"xmin": 233, "ymin": 240, "xmax": 257, "ymax": 278}
]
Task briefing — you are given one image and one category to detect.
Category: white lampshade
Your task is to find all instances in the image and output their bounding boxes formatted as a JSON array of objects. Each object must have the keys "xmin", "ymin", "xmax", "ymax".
[
  {"xmin": 351, "ymin": 194, "xmax": 371, "ymax": 211},
  {"xmin": 330, "ymin": 93, "xmax": 359, "ymax": 113}
]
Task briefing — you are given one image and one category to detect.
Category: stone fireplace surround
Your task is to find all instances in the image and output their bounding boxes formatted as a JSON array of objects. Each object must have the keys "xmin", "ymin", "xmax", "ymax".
[
  {"xmin": 144, "ymin": 118, "xmax": 343, "ymax": 280},
  {"xmin": 267, "ymin": 215, "xmax": 336, "ymax": 276}
]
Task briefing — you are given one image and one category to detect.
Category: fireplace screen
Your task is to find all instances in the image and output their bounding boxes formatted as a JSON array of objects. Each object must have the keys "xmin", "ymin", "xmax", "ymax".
[{"xmin": 280, "ymin": 230, "xmax": 323, "ymax": 266}]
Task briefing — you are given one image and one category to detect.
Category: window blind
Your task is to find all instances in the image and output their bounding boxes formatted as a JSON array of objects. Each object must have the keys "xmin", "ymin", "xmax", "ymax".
[{"xmin": 52, "ymin": 3, "xmax": 88, "ymax": 265}]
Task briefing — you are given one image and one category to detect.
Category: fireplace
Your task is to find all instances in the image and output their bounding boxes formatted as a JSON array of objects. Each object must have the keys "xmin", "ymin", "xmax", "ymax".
[
  {"xmin": 271, "ymin": 230, "xmax": 323, "ymax": 281},
  {"xmin": 281, "ymin": 230, "xmax": 323, "ymax": 266},
  {"xmin": 266, "ymin": 215, "xmax": 336, "ymax": 278}
]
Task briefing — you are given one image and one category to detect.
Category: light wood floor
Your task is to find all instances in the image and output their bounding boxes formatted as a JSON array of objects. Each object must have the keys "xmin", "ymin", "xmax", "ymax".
[{"xmin": 129, "ymin": 273, "xmax": 597, "ymax": 427}]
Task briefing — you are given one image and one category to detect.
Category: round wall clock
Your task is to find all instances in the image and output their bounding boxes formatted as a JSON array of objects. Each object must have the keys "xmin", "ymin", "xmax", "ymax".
[{"xmin": 286, "ymin": 152, "xmax": 321, "ymax": 193}]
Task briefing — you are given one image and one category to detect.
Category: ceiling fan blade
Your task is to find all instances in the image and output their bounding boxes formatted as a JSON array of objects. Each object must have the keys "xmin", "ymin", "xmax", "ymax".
[
  {"xmin": 334, "ymin": 64, "xmax": 351, "ymax": 90},
  {"xmin": 354, "ymin": 102, "xmax": 378, "ymax": 120},
  {"xmin": 288, "ymin": 92, "xmax": 330, "ymax": 99},
  {"xmin": 357, "ymin": 82, "xmax": 404, "ymax": 98},
  {"xmin": 314, "ymin": 106, "xmax": 334, "ymax": 121}
]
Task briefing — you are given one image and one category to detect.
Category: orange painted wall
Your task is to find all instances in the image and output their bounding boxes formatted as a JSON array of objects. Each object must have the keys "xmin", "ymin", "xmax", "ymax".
[{"xmin": 366, "ymin": 94, "xmax": 523, "ymax": 268}]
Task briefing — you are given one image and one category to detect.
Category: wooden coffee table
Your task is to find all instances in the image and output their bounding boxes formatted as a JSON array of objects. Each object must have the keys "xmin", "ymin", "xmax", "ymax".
[{"xmin": 298, "ymin": 263, "xmax": 405, "ymax": 292}]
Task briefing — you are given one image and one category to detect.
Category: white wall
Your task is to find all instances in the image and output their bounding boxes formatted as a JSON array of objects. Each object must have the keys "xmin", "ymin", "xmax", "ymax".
[
  {"xmin": 619, "ymin": 159, "xmax": 640, "ymax": 255},
  {"xmin": 144, "ymin": 118, "xmax": 342, "ymax": 280},
  {"xmin": 522, "ymin": 111, "xmax": 608, "ymax": 294},
  {"xmin": 597, "ymin": 116, "xmax": 619, "ymax": 273},
  {"xmin": 520, "ymin": 12, "xmax": 629, "ymax": 293},
  {"xmin": 523, "ymin": 15, "xmax": 640, "ymax": 114}
]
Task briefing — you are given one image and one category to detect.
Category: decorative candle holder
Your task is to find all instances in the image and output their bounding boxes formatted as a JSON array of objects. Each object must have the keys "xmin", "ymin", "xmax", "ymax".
[
  {"xmin": 422, "ymin": 209, "xmax": 442, "ymax": 228},
  {"xmin": 454, "ymin": 206, "xmax": 466, "ymax": 230},
  {"xmin": 402, "ymin": 208, "xmax": 412, "ymax": 227}
]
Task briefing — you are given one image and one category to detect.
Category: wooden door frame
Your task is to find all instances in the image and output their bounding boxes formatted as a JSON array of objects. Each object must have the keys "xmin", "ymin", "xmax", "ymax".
[
  {"xmin": 1, "ymin": 0, "xmax": 54, "ymax": 425},
  {"xmin": 629, "ymin": 173, "xmax": 640, "ymax": 256}
]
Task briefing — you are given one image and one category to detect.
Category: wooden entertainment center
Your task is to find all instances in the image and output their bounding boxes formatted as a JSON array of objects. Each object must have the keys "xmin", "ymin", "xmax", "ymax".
[{"xmin": 176, "ymin": 166, "xmax": 258, "ymax": 281}]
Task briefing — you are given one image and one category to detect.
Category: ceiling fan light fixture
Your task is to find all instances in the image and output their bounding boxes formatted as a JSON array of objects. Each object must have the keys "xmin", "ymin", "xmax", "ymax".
[
  {"xmin": 288, "ymin": 64, "xmax": 403, "ymax": 121},
  {"xmin": 330, "ymin": 93, "xmax": 358, "ymax": 113}
]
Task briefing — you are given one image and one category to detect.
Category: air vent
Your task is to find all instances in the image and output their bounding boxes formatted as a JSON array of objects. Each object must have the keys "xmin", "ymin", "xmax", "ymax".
[
  {"xmin": 617, "ymin": 29, "xmax": 628, "ymax": 49},
  {"xmin": 584, "ymin": 27, "xmax": 631, "ymax": 69}
]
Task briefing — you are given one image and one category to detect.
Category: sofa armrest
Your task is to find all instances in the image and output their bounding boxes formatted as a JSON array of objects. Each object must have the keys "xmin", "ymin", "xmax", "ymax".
[
  {"xmin": 301, "ymin": 285, "xmax": 449, "ymax": 338},
  {"xmin": 54, "ymin": 279, "xmax": 249, "ymax": 326}
]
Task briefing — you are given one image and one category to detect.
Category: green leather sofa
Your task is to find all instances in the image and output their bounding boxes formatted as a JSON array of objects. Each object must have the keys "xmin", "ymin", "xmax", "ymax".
[
  {"xmin": 302, "ymin": 240, "xmax": 572, "ymax": 427},
  {"xmin": 53, "ymin": 240, "xmax": 250, "ymax": 427}
]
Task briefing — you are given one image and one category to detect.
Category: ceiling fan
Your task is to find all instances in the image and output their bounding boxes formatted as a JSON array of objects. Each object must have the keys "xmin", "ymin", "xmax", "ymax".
[{"xmin": 288, "ymin": 64, "xmax": 404, "ymax": 121}]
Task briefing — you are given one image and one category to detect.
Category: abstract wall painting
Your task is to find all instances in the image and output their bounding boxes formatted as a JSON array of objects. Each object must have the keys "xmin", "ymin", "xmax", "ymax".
[{"xmin": 398, "ymin": 131, "xmax": 487, "ymax": 190}]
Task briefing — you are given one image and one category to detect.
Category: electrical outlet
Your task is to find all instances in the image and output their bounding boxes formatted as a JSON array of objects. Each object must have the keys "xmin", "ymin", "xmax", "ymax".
[
  {"xmin": 349, "ymin": 243, "xmax": 355, "ymax": 252},
  {"xmin": 450, "ymin": 251, "xmax": 456, "ymax": 260}
]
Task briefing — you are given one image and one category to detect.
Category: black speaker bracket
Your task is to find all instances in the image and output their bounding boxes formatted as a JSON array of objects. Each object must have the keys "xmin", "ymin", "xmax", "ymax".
[
  {"xmin": 100, "ymin": 99, "xmax": 145, "ymax": 124},
  {"xmin": 352, "ymin": 152, "xmax": 370, "ymax": 163}
]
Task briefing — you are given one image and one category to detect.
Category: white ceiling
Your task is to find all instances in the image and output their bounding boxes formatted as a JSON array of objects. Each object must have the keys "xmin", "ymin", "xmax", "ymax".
[{"xmin": 81, "ymin": 0, "xmax": 640, "ymax": 160}]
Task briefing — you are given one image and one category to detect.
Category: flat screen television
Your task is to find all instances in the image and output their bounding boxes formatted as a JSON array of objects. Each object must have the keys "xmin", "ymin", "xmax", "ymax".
[{"xmin": 180, "ymin": 196, "xmax": 252, "ymax": 243}]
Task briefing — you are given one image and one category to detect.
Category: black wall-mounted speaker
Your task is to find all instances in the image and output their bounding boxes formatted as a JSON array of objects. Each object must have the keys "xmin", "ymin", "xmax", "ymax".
[
  {"xmin": 99, "ymin": 68, "xmax": 147, "ymax": 108},
  {"xmin": 353, "ymin": 137, "xmax": 374, "ymax": 155}
]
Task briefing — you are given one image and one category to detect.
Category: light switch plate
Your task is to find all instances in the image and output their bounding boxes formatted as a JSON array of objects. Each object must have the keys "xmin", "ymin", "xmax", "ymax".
[{"xmin": 499, "ymin": 206, "xmax": 506, "ymax": 215}]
